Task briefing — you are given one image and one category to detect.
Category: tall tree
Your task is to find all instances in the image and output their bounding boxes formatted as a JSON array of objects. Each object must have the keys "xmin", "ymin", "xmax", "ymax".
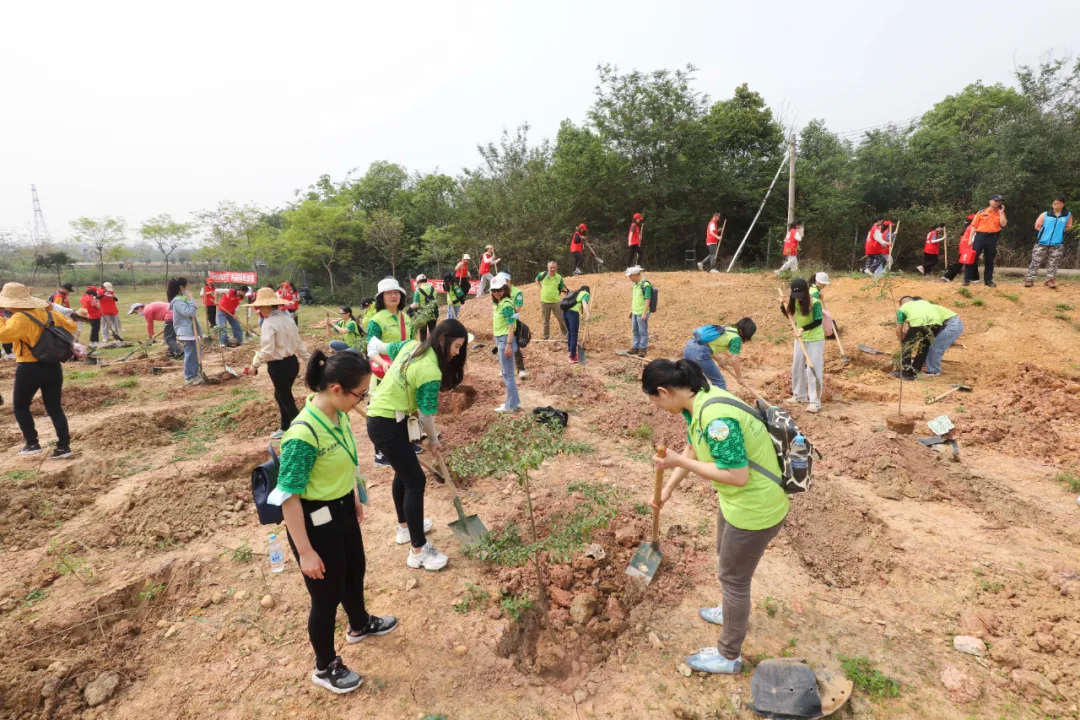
[
  {"xmin": 69, "ymin": 216, "xmax": 126, "ymax": 283},
  {"xmin": 194, "ymin": 201, "xmax": 265, "ymax": 268},
  {"xmin": 280, "ymin": 200, "xmax": 360, "ymax": 295},
  {"xmin": 140, "ymin": 214, "xmax": 195, "ymax": 283},
  {"xmin": 366, "ymin": 211, "xmax": 406, "ymax": 277}
]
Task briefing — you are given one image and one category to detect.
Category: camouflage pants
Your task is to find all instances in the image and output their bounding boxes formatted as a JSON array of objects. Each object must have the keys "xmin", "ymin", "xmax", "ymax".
[{"xmin": 1026, "ymin": 243, "xmax": 1065, "ymax": 282}]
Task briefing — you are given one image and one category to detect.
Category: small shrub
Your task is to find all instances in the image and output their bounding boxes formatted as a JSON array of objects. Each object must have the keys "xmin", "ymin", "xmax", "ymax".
[
  {"xmin": 630, "ymin": 424, "xmax": 654, "ymax": 441},
  {"xmin": 1055, "ymin": 303, "xmax": 1074, "ymax": 312},
  {"xmin": 138, "ymin": 583, "xmax": 166, "ymax": 602},
  {"xmin": 761, "ymin": 596, "xmax": 780, "ymax": 618},
  {"xmin": 23, "ymin": 588, "xmax": 46, "ymax": 607},
  {"xmin": 500, "ymin": 594, "xmax": 534, "ymax": 621},
  {"xmin": 997, "ymin": 292, "xmax": 1019, "ymax": 302},
  {"xmin": 633, "ymin": 503, "xmax": 651, "ymax": 516},
  {"xmin": 958, "ymin": 287, "xmax": 973, "ymax": 298},
  {"xmin": 954, "ymin": 301, "xmax": 967, "ymax": 308},
  {"xmin": 840, "ymin": 655, "xmax": 900, "ymax": 699},
  {"xmin": 452, "ymin": 583, "xmax": 490, "ymax": 614},
  {"xmin": 225, "ymin": 542, "xmax": 254, "ymax": 563},
  {"xmin": 971, "ymin": 298, "xmax": 985, "ymax": 307},
  {"xmin": 1056, "ymin": 470, "xmax": 1080, "ymax": 493}
]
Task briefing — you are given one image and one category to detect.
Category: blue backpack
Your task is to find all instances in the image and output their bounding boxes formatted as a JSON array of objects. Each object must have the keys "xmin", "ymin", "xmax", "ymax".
[{"xmin": 693, "ymin": 324, "xmax": 726, "ymax": 345}]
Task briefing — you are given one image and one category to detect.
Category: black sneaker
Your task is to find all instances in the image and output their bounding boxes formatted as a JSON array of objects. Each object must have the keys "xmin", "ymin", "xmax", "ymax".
[
  {"xmin": 373, "ymin": 453, "xmax": 391, "ymax": 468},
  {"xmin": 985, "ymin": 281, "xmax": 997, "ymax": 288},
  {"xmin": 49, "ymin": 447, "xmax": 73, "ymax": 460},
  {"xmin": 311, "ymin": 656, "xmax": 363, "ymax": 694},
  {"xmin": 346, "ymin": 615, "xmax": 399, "ymax": 644},
  {"xmin": 19, "ymin": 443, "xmax": 42, "ymax": 455},
  {"xmin": 889, "ymin": 370, "xmax": 917, "ymax": 380},
  {"xmin": 412, "ymin": 443, "xmax": 424, "ymax": 455},
  {"xmin": 962, "ymin": 281, "xmax": 970, "ymax": 287}
]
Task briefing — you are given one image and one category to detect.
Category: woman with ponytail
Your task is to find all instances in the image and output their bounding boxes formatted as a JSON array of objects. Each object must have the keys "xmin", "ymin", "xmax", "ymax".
[
  {"xmin": 641, "ymin": 358, "xmax": 788, "ymax": 675},
  {"xmin": 166, "ymin": 277, "xmax": 201, "ymax": 386},
  {"xmin": 367, "ymin": 319, "xmax": 469, "ymax": 571},
  {"xmin": 273, "ymin": 350, "xmax": 397, "ymax": 694}
]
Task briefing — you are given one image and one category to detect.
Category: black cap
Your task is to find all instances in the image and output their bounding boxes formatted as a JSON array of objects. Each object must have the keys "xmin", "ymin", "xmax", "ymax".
[
  {"xmin": 989, "ymin": 194, "xmax": 1004, "ymax": 201},
  {"xmin": 790, "ymin": 277, "xmax": 810, "ymax": 298},
  {"xmin": 61, "ymin": 283, "xmax": 74, "ymax": 291},
  {"xmin": 339, "ymin": 305, "xmax": 352, "ymax": 315}
]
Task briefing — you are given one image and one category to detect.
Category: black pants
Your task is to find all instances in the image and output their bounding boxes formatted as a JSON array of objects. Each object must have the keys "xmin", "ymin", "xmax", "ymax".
[
  {"xmin": 206, "ymin": 305, "xmax": 217, "ymax": 328},
  {"xmin": 628, "ymin": 245, "xmax": 642, "ymax": 266},
  {"xmin": 2, "ymin": 344, "xmax": 11, "ymax": 355},
  {"xmin": 367, "ymin": 415, "xmax": 427, "ymax": 548},
  {"xmin": 89, "ymin": 318, "xmax": 101, "ymax": 344},
  {"xmin": 572, "ymin": 251, "xmax": 584, "ymax": 273},
  {"xmin": 942, "ymin": 261, "xmax": 977, "ymax": 281},
  {"xmin": 266, "ymin": 355, "xmax": 300, "ymax": 431},
  {"xmin": 286, "ymin": 493, "xmax": 369, "ymax": 670},
  {"xmin": 13, "ymin": 362, "xmax": 70, "ymax": 448},
  {"xmin": 966, "ymin": 232, "xmax": 999, "ymax": 284},
  {"xmin": 514, "ymin": 348, "xmax": 525, "ymax": 373},
  {"xmin": 163, "ymin": 321, "xmax": 183, "ymax": 356},
  {"xmin": 418, "ymin": 318, "xmax": 437, "ymax": 342},
  {"xmin": 922, "ymin": 252, "xmax": 938, "ymax": 273},
  {"xmin": 900, "ymin": 326, "xmax": 936, "ymax": 377}
]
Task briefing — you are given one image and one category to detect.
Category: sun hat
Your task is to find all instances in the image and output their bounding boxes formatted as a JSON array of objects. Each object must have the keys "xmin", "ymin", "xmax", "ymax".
[
  {"xmin": 245, "ymin": 287, "xmax": 287, "ymax": 308},
  {"xmin": 376, "ymin": 278, "xmax": 406, "ymax": 297},
  {"xmin": 0, "ymin": 283, "xmax": 49, "ymax": 310},
  {"xmin": 416, "ymin": 274, "xmax": 427, "ymax": 282},
  {"xmin": 74, "ymin": 308, "xmax": 89, "ymax": 319},
  {"xmin": 462, "ymin": 254, "xmax": 471, "ymax": 261},
  {"xmin": 490, "ymin": 276, "xmax": 509, "ymax": 291},
  {"xmin": 127, "ymin": 303, "xmax": 145, "ymax": 315},
  {"xmin": 815, "ymin": 272, "xmax": 830, "ymax": 286},
  {"xmin": 102, "ymin": 282, "xmax": 113, "ymax": 291},
  {"xmin": 625, "ymin": 266, "xmax": 644, "ymax": 276}
]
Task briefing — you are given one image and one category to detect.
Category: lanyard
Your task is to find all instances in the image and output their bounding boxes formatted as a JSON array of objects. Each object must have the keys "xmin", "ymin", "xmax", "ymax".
[{"xmin": 304, "ymin": 408, "xmax": 358, "ymax": 467}]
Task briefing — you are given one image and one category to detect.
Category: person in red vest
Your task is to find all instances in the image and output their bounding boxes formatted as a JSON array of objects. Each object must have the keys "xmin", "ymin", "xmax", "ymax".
[
  {"xmin": 277, "ymin": 281, "xmax": 300, "ymax": 325},
  {"xmin": 917, "ymin": 224, "xmax": 946, "ymax": 275},
  {"xmin": 775, "ymin": 222, "xmax": 804, "ymax": 275},
  {"xmin": 214, "ymin": 285, "xmax": 247, "ymax": 347},
  {"xmin": 941, "ymin": 215, "xmax": 978, "ymax": 283},
  {"xmin": 570, "ymin": 224, "xmax": 587, "ymax": 276},
  {"xmin": 477, "ymin": 245, "xmax": 500, "ymax": 296},
  {"xmin": 628, "ymin": 213, "xmax": 644, "ymax": 266},
  {"xmin": 455, "ymin": 254, "xmax": 471, "ymax": 280},
  {"xmin": 200, "ymin": 279, "xmax": 218, "ymax": 329},
  {"xmin": 98, "ymin": 282, "xmax": 123, "ymax": 341},
  {"xmin": 863, "ymin": 218, "xmax": 892, "ymax": 277},
  {"xmin": 698, "ymin": 212, "xmax": 723, "ymax": 273},
  {"xmin": 81, "ymin": 286, "xmax": 103, "ymax": 346}
]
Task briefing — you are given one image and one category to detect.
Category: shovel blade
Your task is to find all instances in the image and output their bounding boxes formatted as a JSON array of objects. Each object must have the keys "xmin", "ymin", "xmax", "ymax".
[
  {"xmin": 448, "ymin": 516, "xmax": 488, "ymax": 547},
  {"xmin": 625, "ymin": 542, "xmax": 662, "ymax": 584},
  {"xmin": 857, "ymin": 344, "xmax": 883, "ymax": 355}
]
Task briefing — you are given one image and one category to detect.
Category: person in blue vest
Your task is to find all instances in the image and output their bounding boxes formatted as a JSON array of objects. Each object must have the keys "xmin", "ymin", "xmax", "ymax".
[{"xmin": 1024, "ymin": 197, "xmax": 1073, "ymax": 290}]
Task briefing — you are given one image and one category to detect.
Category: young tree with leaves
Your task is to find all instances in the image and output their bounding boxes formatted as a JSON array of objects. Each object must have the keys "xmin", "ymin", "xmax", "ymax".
[
  {"xmin": 69, "ymin": 216, "xmax": 126, "ymax": 284},
  {"xmin": 140, "ymin": 213, "xmax": 195, "ymax": 284}
]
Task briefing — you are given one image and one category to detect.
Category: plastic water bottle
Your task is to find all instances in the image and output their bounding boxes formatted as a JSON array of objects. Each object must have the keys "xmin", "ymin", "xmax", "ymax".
[
  {"xmin": 790, "ymin": 434, "xmax": 808, "ymax": 474},
  {"xmin": 268, "ymin": 533, "xmax": 285, "ymax": 573}
]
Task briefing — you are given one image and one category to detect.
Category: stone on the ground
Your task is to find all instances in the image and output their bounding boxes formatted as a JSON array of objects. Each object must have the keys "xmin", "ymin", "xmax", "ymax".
[
  {"xmin": 677, "ymin": 663, "xmax": 692, "ymax": 677},
  {"xmin": 648, "ymin": 631, "xmax": 663, "ymax": 650},
  {"xmin": 260, "ymin": 594, "xmax": 275, "ymax": 609},
  {"xmin": 84, "ymin": 672, "xmax": 121, "ymax": 707},
  {"xmin": 940, "ymin": 664, "xmax": 981, "ymax": 703},
  {"xmin": 405, "ymin": 578, "xmax": 417, "ymax": 592},
  {"xmin": 1011, "ymin": 669, "xmax": 1058, "ymax": 699},
  {"xmin": 988, "ymin": 638, "xmax": 1020, "ymax": 668},
  {"xmin": 614, "ymin": 526, "xmax": 638, "ymax": 547},
  {"xmin": 453, "ymin": 645, "xmax": 468, "ymax": 656},
  {"xmin": 952, "ymin": 635, "xmax": 986, "ymax": 656},
  {"xmin": 570, "ymin": 594, "xmax": 597, "ymax": 625}
]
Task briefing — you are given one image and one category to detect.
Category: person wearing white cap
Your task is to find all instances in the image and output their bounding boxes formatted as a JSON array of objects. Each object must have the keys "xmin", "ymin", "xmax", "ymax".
[
  {"xmin": 454, "ymin": 254, "xmax": 471, "ymax": 283},
  {"xmin": 497, "ymin": 270, "xmax": 527, "ymax": 379},
  {"xmin": 98, "ymin": 282, "xmax": 123, "ymax": 342},
  {"xmin": 476, "ymin": 245, "xmax": 500, "ymax": 297},
  {"xmin": 625, "ymin": 266, "xmax": 652, "ymax": 357},
  {"xmin": 366, "ymin": 278, "xmax": 418, "ymax": 466},
  {"xmin": 0, "ymin": 283, "xmax": 78, "ymax": 458},
  {"xmin": 809, "ymin": 272, "xmax": 836, "ymax": 339},
  {"xmin": 774, "ymin": 222, "xmax": 803, "ymax": 276},
  {"xmin": 410, "ymin": 274, "xmax": 438, "ymax": 341},
  {"xmin": 489, "ymin": 276, "xmax": 521, "ymax": 413}
]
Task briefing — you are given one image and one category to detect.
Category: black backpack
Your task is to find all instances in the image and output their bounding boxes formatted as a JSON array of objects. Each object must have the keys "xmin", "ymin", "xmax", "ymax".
[
  {"xmin": 641, "ymin": 280, "xmax": 659, "ymax": 313},
  {"xmin": 251, "ymin": 422, "xmax": 317, "ymax": 525},
  {"xmin": 559, "ymin": 289, "xmax": 585, "ymax": 312},
  {"xmin": 515, "ymin": 320, "xmax": 532, "ymax": 348},
  {"xmin": 533, "ymin": 406, "xmax": 569, "ymax": 428},
  {"xmin": 696, "ymin": 396, "xmax": 817, "ymax": 494},
  {"xmin": 20, "ymin": 310, "xmax": 74, "ymax": 363}
]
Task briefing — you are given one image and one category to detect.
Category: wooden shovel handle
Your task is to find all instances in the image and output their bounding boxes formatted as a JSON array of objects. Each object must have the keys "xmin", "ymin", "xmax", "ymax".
[
  {"xmin": 778, "ymin": 288, "xmax": 815, "ymax": 366},
  {"xmin": 929, "ymin": 386, "xmax": 962, "ymax": 404},
  {"xmin": 652, "ymin": 445, "xmax": 666, "ymax": 544}
]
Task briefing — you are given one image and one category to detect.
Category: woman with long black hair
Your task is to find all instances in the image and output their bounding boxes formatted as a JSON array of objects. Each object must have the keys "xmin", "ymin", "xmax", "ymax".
[
  {"xmin": 642, "ymin": 358, "xmax": 788, "ymax": 675},
  {"xmin": 273, "ymin": 350, "xmax": 398, "ymax": 694},
  {"xmin": 166, "ymin": 277, "xmax": 201, "ymax": 386},
  {"xmin": 781, "ymin": 278, "xmax": 824, "ymax": 413},
  {"xmin": 367, "ymin": 319, "xmax": 469, "ymax": 571}
]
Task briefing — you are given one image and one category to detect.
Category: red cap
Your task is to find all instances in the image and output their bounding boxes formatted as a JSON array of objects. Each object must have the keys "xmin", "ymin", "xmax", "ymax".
[
  {"xmin": 578, "ymin": 223, "xmax": 587, "ymax": 232},
  {"xmin": 633, "ymin": 213, "xmax": 643, "ymax": 221},
  {"xmin": 966, "ymin": 214, "xmax": 975, "ymax": 220},
  {"xmin": 882, "ymin": 220, "xmax": 892, "ymax": 226}
]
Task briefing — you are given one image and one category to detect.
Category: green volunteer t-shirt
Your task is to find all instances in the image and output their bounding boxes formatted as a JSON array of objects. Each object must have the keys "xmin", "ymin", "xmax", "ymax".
[
  {"xmin": 413, "ymin": 283, "xmax": 436, "ymax": 307},
  {"xmin": 510, "ymin": 285, "xmax": 524, "ymax": 310},
  {"xmin": 535, "ymin": 272, "xmax": 568, "ymax": 304},
  {"xmin": 809, "ymin": 286, "xmax": 820, "ymax": 299},
  {"xmin": 368, "ymin": 340, "xmax": 443, "ymax": 419},
  {"xmin": 493, "ymin": 296, "xmax": 516, "ymax": 337},
  {"xmin": 897, "ymin": 299, "xmax": 956, "ymax": 328},
  {"xmin": 632, "ymin": 280, "xmax": 653, "ymax": 316},
  {"xmin": 706, "ymin": 327, "xmax": 742, "ymax": 356},
  {"xmin": 570, "ymin": 291, "xmax": 590, "ymax": 314},
  {"xmin": 793, "ymin": 298, "xmax": 825, "ymax": 343},
  {"xmin": 276, "ymin": 397, "xmax": 359, "ymax": 502},
  {"xmin": 335, "ymin": 319, "xmax": 361, "ymax": 349},
  {"xmin": 366, "ymin": 309, "xmax": 412, "ymax": 344},
  {"xmin": 684, "ymin": 386, "xmax": 789, "ymax": 531}
]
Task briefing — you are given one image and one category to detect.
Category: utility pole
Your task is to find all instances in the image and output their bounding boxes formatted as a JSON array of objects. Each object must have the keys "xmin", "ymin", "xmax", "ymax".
[
  {"xmin": 31, "ymin": 185, "xmax": 51, "ymax": 244},
  {"xmin": 786, "ymin": 134, "xmax": 796, "ymax": 225}
]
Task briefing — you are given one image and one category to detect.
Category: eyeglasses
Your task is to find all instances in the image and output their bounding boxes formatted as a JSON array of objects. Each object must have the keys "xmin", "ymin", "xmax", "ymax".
[{"xmin": 345, "ymin": 388, "xmax": 368, "ymax": 402}]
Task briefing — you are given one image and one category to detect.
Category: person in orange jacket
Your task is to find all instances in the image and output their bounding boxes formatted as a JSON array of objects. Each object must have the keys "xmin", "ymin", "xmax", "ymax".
[
  {"xmin": 98, "ymin": 282, "xmax": 123, "ymax": 341},
  {"xmin": 628, "ymin": 213, "xmax": 644, "ymax": 267},
  {"xmin": 80, "ymin": 286, "xmax": 103, "ymax": 346},
  {"xmin": 941, "ymin": 215, "xmax": 978, "ymax": 283}
]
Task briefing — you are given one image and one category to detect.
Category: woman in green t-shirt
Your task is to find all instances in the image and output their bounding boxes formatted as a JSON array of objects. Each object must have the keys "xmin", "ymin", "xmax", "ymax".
[
  {"xmin": 781, "ymin": 278, "xmax": 825, "ymax": 413},
  {"xmin": 328, "ymin": 306, "xmax": 362, "ymax": 353},
  {"xmin": 563, "ymin": 285, "xmax": 591, "ymax": 364},
  {"xmin": 366, "ymin": 278, "xmax": 412, "ymax": 374},
  {"xmin": 642, "ymin": 358, "xmax": 788, "ymax": 675},
  {"xmin": 366, "ymin": 319, "xmax": 469, "ymax": 570},
  {"xmin": 490, "ymin": 277, "xmax": 521, "ymax": 413},
  {"xmin": 274, "ymin": 350, "xmax": 398, "ymax": 694}
]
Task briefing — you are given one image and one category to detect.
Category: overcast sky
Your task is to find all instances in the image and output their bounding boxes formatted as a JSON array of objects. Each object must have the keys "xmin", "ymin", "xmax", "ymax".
[{"xmin": 0, "ymin": 0, "xmax": 1073, "ymax": 242}]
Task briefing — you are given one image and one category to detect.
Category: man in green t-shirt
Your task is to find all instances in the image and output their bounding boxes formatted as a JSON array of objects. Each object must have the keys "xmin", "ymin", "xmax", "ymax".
[
  {"xmin": 535, "ymin": 260, "xmax": 569, "ymax": 340},
  {"xmin": 410, "ymin": 274, "xmax": 439, "ymax": 342},
  {"xmin": 893, "ymin": 296, "xmax": 964, "ymax": 379},
  {"xmin": 625, "ymin": 266, "xmax": 652, "ymax": 357}
]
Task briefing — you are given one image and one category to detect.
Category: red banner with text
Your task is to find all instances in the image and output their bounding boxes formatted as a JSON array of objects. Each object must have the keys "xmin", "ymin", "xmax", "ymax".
[{"xmin": 207, "ymin": 271, "xmax": 257, "ymax": 284}]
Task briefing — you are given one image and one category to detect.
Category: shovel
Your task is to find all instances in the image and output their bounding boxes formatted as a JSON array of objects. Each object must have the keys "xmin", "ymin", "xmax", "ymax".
[
  {"xmin": 928, "ymin": 383, "xmax": 972, "ymax": 404},
  {"xmin": 216, "ymin": 342, "xmax": 239, "ymax": 378},
  {"xmin": 615, "ymin": 350, "xmax": 648, "ymax": 364},
  {"xmin": 193, "ymin": 333, "xmax": 220, "ymax": 385},
  {"xmin": 858, "ymin": 344, "xmax": 885, "ymax": 356},
  {"xmin": 435, "ymin": 450, "xmax": 488, "ymax": 547},
  {"xmin": 626, "ymin": 445, "xmax": 666, "ymax": 585}
]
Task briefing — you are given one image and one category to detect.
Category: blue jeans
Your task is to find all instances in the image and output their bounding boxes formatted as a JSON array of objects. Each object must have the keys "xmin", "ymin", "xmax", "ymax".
[
  {"xmin": 924, "ymin": 316, "xmax": 964, "ymax": 374},
  {"xmin": 682, "ymin": 339, "xmax": 726, "ymax": 390},
  {"xmin": 182, "ymin": 340, "xmax": 199, "ymax": 380},
  {"xmin": 218, "ymin": 314, "xmax": 242, "ymax": 345},
  {"xmin": 328, "ymin": 340, "xmax": 359, "ymax": 354},
  {"xmin": 495, "ymin": 335, "xmax": 520, "ymax": 410},
  {"xmin": 564, "ymin": 310, "xmax": 580, "ymax": 359},
  {"xmin": 447, "ymin": 304, "xmax": 460, "ymax": 320},
  {"xmin": 632, "ymin": 314, "xmax": 649, "ymax": 350}
]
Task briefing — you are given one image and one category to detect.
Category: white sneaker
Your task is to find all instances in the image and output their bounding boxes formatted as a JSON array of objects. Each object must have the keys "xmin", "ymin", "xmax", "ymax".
[
  {"xmin": 518, "ymin": 370, "xmax": 528, "ymax": 380},
  {"xmin": 407, "ymin": 543, "xmax": 448, "ymax": 571},
  {"xmin": 395, "ymin": 520, "xmax": 434, "ymax": 545},
  {"xmin": 495, "ymin": 404, "xmax": 519, "ymax": 414},
  {"xmin": 697, "ymin": 262, "xmax": 704, "ymax": 271},
  {"xmin": 806, "ymin": 404, "xmax": 820, "ymax": 413},
  {"xmin": 710, "ymin": 269, "xmax": 719, "ymax": 274}
]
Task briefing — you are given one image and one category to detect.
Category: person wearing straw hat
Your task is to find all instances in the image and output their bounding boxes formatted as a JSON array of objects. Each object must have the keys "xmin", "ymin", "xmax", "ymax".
[
  {"xmin": 98, "ymin": 282, "xmax": 123, "ymax": 342},
  {"xmin": 625, "ymin": 266, "xmax": 652, "ymax": 357},
  {"xmin": 0, "ymin": 283, "xmax": 78, "ymax": 458},
  {"xmin": 410, "ymin": 274, "xmax": 438, "ymax": 341},
  {"xmin": 245, "ymin": 288, "xmax": 311, "ymax": 439},
  {"xmin": 366, "ymin": 277, "xmax": 417, "ymax": 466}
]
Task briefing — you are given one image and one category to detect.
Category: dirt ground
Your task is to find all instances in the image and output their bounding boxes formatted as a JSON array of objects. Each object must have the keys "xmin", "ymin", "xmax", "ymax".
[{"xmin": 0, "ymin": 271, "xmax": 1078, "ymax": 720}]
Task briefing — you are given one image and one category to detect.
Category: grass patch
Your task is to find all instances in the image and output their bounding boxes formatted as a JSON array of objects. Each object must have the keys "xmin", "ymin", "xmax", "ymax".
[
  {"xmin": 957, "ymin": 287, "xmax": 973, "ymax": 298},
  {"xmin": 1055, "ymin": 303, "xmax": 1074, "ymax": 312},
  {"xmin": 840, "ymin": 655, "xmax": 900, "ymax": 699},
  {"xmin": 997, "ymin": 291, "xmax": 1019, "ymax": 302},
  {"xmin": 65, "ymin": 370, "xmax": 99, "ymax": 383},
  {"xmin": 954, "ymin": 301, "xmax": 967, "ymax": 308},
  {"xmin": 1056, "ymin": 470, "xmax": 1080, "ymax": 493},
  {"xmin": 632, "ymin": 502, "xmax": 651, "ymax": 516},
  {"xmin": 113, "ymin": 377, "xmax": 139, "ymax": 389},
  {"xmin": 971, "ymin": 298, "xmax": 985, "ymax": 307},
  {"xmin": 137, "ymin": 582, "xmax": 166, "ymax": 602},
  {"xmin": 171, "ymin": 388, "xmax": 259, "ymax": 456},
  {"xmin": 761, "ymin": 596, "xmax": 781, "ymax": 618},
  {"xmin": 2, "ymin": 469, "xmax": 37, "ymax": 483},
  {"xmin": 630, "ymin": 424, "xmax": 654, "ymax": 441},
  {"xmin": 499, "ymin": 594, "xmax": 534, "ymax": 621},
  {"xmin": 452, "ymin": 583, "xmax": 490, "ymax": 614},
  {"xmin": 23, "ymin": 588, "xmax": 47, "ymax": 607},
  {"xmin": 1054, "ymin": 312, "xmax": 1072, "ymax": 322}
]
